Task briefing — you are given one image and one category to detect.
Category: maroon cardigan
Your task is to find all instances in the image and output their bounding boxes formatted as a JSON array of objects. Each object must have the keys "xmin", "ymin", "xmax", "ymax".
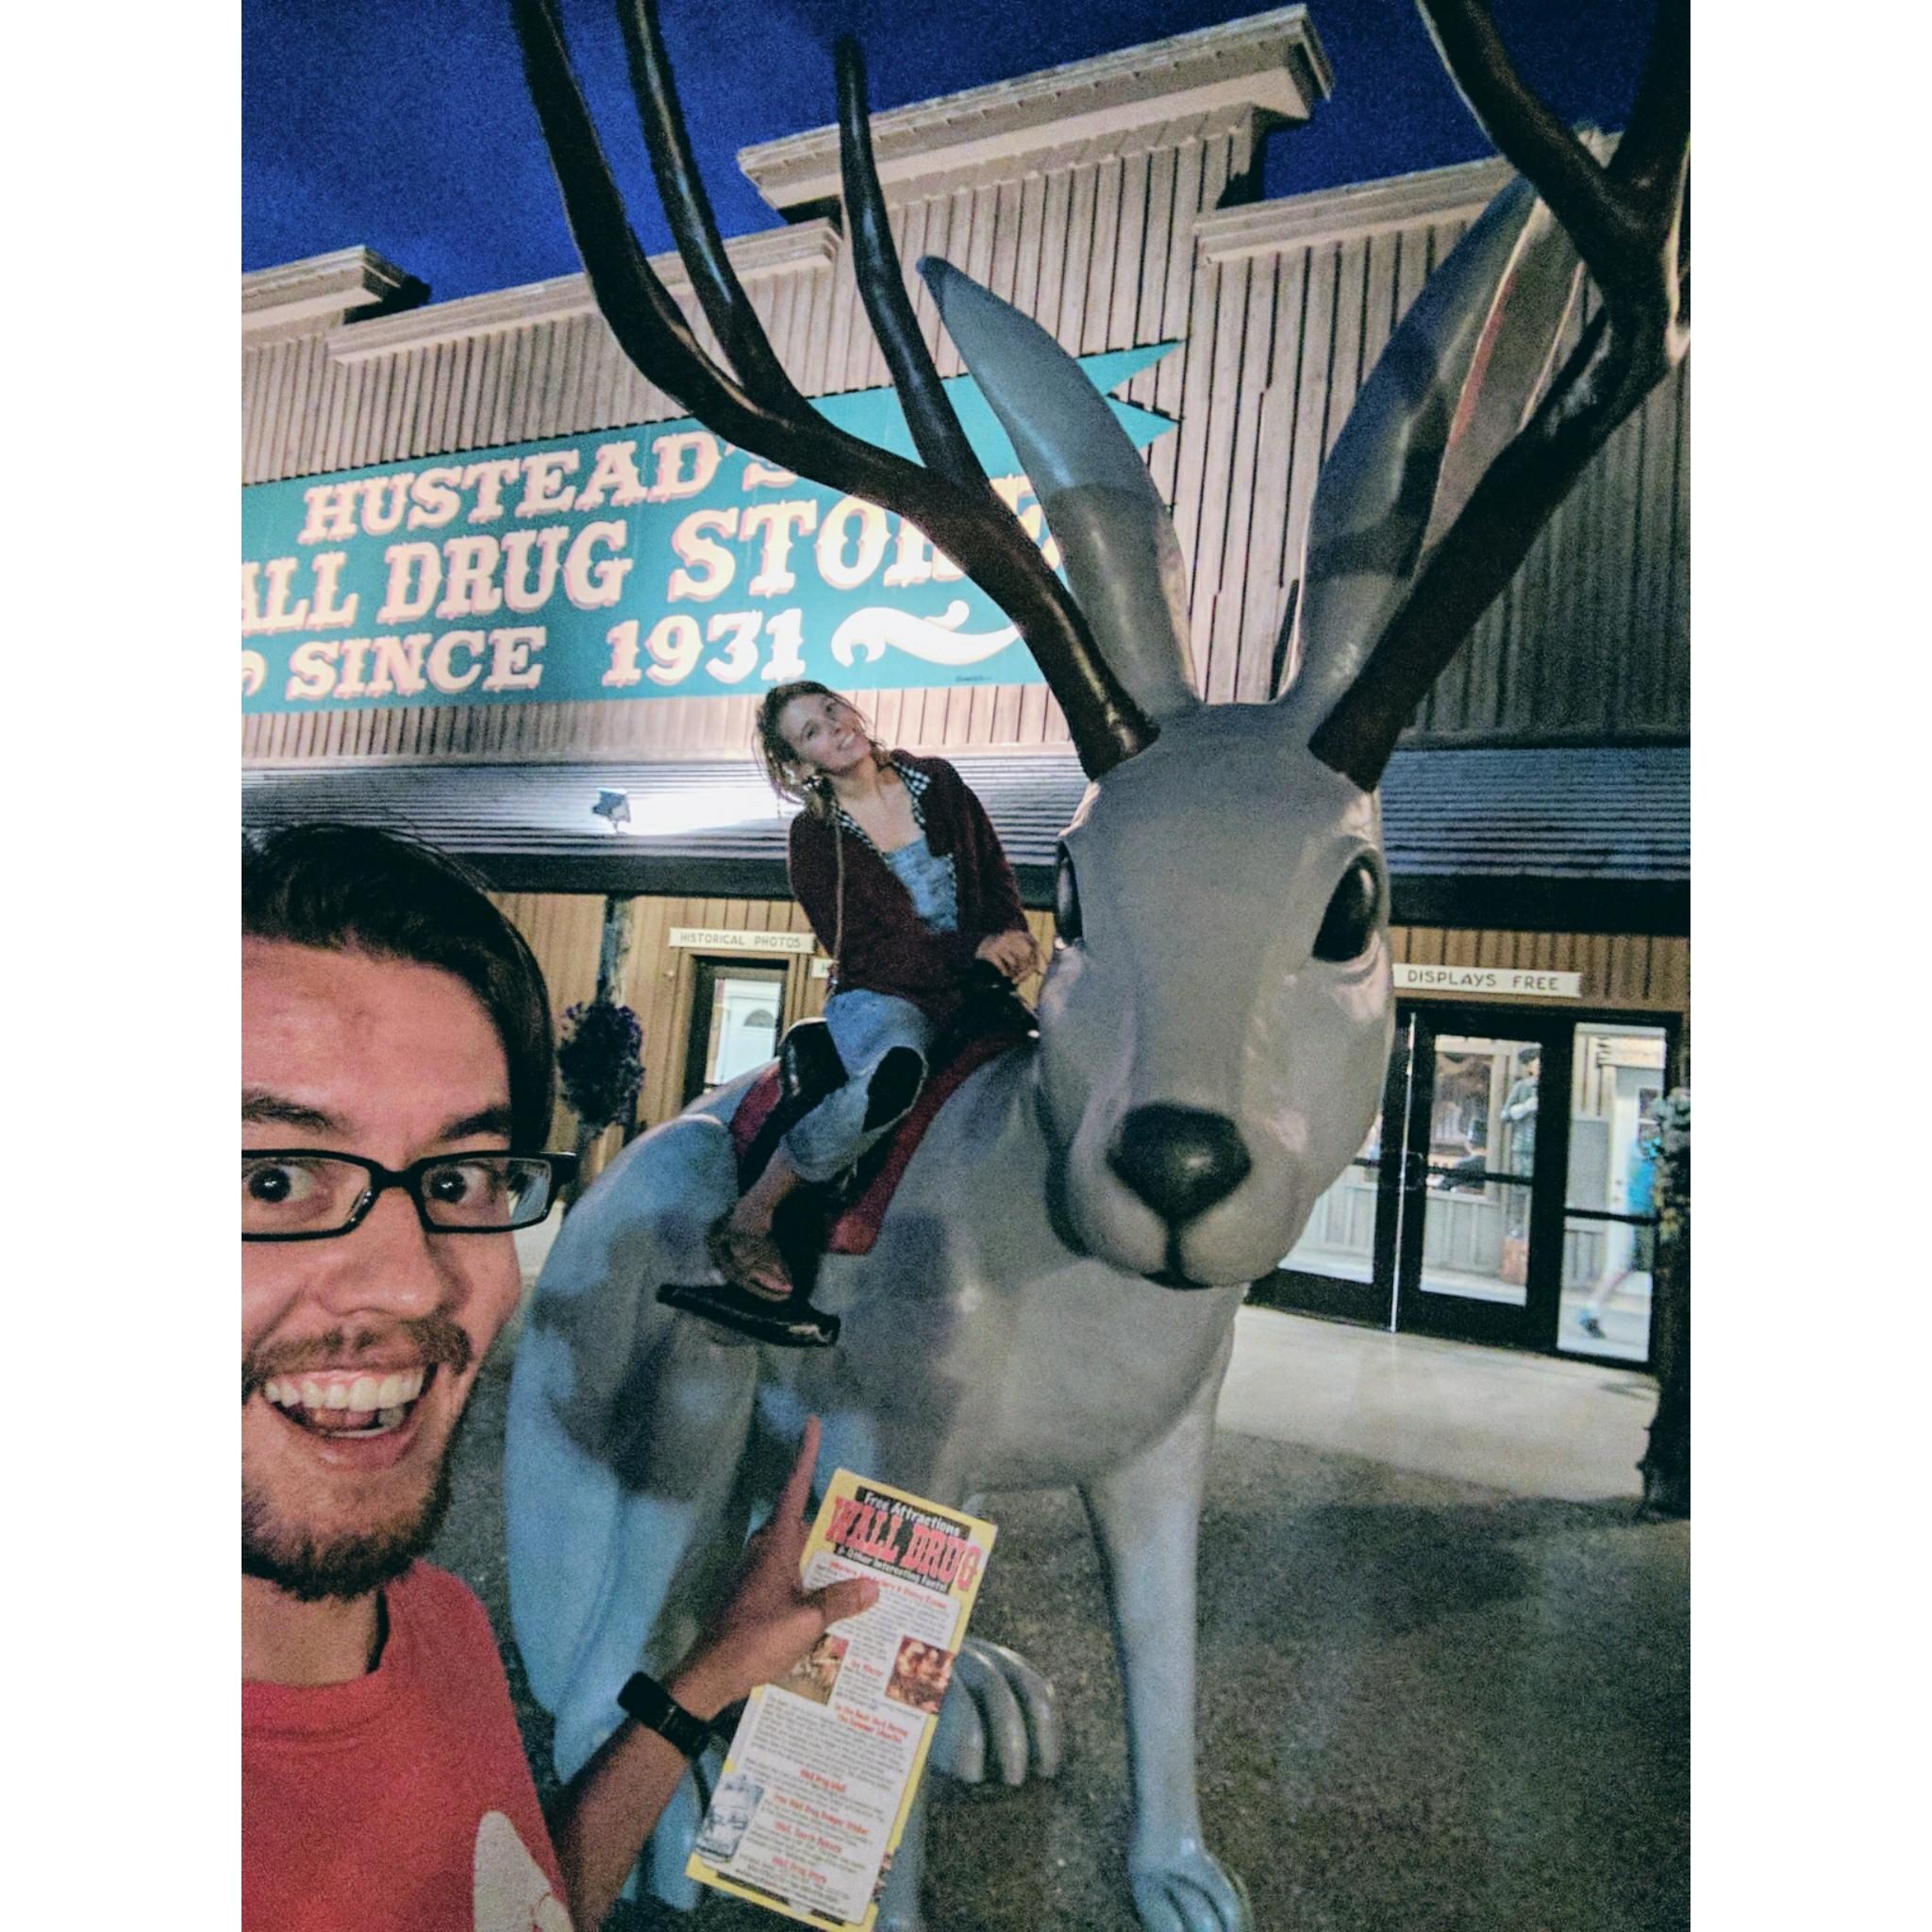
[{"xmin": 787, "ymin": 754, "xmax": 1029, "ymax": 1020}]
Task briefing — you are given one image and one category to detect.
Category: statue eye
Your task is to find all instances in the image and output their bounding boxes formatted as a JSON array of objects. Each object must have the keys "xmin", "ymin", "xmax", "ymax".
[
  {"xmin": 1312, "ymin": 857, "xmax": 1380, "ymax": 962},
  {"xmin": 1055, "ymin": 845, "xmax": 1082, "ymax": 944}
]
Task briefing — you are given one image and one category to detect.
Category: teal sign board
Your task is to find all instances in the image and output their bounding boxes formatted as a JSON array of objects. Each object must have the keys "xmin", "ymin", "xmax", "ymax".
[{"xmin": 241, "ymin": 344, "xmax": 1176, "ymax": 713}]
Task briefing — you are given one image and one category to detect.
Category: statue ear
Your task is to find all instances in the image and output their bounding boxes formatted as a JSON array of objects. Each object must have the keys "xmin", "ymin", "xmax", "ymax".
[
  {"xmin": 920, "ymin": 257, "xmax": 1200, "ymax": 726},
  {"xmin": 1275, "ymin": 175, "xmax": 1583, "ymax": 767}
]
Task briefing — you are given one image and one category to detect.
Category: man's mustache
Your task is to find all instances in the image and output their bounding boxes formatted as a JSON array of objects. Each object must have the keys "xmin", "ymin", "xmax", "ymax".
[{"xmin": 241, "ymin": 1312, "xmax": 473, "ymax": 1401}]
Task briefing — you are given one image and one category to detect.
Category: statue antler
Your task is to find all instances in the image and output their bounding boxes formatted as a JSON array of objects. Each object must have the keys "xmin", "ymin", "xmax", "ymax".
[
  {"xmin": 1306, "ymin": 0, "xmax": 1690, "ymax": 791},
  {"xmin": 508, "ymin": 0, "xmax": 1156, "ymax": 778},
  {"xmin": 835, "ymin": 40, "xmax": 992, "ymax": 497}
]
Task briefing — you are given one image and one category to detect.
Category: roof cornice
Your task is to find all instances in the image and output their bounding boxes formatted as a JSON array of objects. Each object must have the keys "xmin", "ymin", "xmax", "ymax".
[
  {"xmin": 1195, "ymin": 155, "xmax": 1518, "ymax": 260},
  {"xmin": 322, "ymin": 219, "xmax": 841, "ymax": 365},
  {"xmin": 739, "ymin": 6, "xmax": 1332, "ymax": 211},
  {"xmin": 1195, "ymin": 128, "xmax": 1611, "ymax": 261},
  {"xmin": 242, "ymin": 246, "xmax": 425, "ymax": 337}
]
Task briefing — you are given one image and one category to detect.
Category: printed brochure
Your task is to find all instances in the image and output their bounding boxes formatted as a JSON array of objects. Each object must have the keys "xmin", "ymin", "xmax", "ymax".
[{"xmin": 687, "ymin": 1471, "xmax": 996, "ymax": 1927}]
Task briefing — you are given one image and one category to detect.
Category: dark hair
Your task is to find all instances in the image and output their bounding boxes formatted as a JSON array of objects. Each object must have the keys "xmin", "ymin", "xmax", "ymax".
[
  {"xmin": 242, "ymin": 824, "xmax": 556, "ymax": 1149},
  {"xmin": 753, "ymin": 681, "xmax": 890, "ymax": 820}
]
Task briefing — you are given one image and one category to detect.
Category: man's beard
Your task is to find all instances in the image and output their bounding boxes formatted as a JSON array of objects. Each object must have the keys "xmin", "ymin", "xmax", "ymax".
[
  {"xmin": 241, "ymin": 1310, "xmax": 475, "ymax": 1604},
  {"xmin": 242, "ymin": 1400, "xmax": 469, "ymax": 1603}
]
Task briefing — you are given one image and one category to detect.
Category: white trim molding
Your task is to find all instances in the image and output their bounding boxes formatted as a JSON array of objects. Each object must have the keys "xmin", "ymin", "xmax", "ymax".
[
  {"xmin": 242, "ymin": 246, "xmax": 423, "ymax": 336},
  {"xmin": 322, "ymin": 220, "xmax": 841, "ymax": 365},
  {"xmin": 739, "ymin": 7, "xmax": 1332, "ymax": 211},
  {"xmin": 1194, "ymin": 130, "xmax": 1611, "ymax": 262},
  {"xmin": 1195, "ymin": 156, "xmax": 1518, "ymax": 261}
]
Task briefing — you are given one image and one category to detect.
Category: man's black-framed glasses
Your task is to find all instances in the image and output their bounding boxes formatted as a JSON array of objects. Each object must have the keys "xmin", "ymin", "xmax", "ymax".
[{"xmin": 242, "ymin": 1149, "xmax": 579, "ymax": 1242}]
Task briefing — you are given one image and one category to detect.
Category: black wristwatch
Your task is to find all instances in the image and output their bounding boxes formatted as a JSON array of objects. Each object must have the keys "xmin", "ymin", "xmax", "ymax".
[{"xmin": 617, "ymin": 1672, "xmax": 716, "ymax": 1759}]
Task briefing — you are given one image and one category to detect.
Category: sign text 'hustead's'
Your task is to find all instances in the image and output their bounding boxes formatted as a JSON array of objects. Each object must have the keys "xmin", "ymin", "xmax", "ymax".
[{"xmin": 241, "ymin": 348, "xmax": 1175, "ymax": 714}]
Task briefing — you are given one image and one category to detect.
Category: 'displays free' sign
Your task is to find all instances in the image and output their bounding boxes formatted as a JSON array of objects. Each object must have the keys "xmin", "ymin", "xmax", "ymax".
[{"xmin": 241, "ymin": 346, "xmax": 1175, "ymax": 715}]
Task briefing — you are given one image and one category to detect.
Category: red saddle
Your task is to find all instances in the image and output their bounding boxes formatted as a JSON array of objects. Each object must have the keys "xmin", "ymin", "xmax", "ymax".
[{"xmin": 728, "ymin": 1024, "xmax": 1028, "ymax": 1256}]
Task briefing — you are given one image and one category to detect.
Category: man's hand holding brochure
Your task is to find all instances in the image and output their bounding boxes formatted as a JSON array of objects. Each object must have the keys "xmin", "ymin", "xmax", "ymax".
[
  {"xmin": 687, "ymin": 1448, "xmax": 999, "ymax": 1928},
  {"xmin": 669, "ymin": 1419, "xmax": 884, "ymax": 1724}
]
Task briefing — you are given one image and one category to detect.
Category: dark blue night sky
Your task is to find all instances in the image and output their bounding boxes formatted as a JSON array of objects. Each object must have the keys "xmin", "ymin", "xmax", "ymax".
[{"xmin": 242, "ymin": 1, "xmax": 1657, "ymax": 304}]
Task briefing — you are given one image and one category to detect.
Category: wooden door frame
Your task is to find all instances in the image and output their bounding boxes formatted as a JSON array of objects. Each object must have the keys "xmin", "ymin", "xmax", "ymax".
[{"xmin": 680, "ymin": 955, "xmax": 791, "ymax": 1107}]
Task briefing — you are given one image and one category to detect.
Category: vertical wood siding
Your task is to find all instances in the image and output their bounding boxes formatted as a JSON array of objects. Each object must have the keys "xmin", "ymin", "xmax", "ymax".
[
  {"xmin": 1390, "ymin": 926, "xmax": 1688, "ymax": 1015},
  {"xmin": 246, "ymin": 145, "xmax": 1685, "ymax": 767}
]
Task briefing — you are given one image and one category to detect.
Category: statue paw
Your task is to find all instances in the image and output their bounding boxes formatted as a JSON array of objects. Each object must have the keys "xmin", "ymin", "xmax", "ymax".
[
  {"xmin": 1130, "ymin": 1840, "xmax": 1251, "ymax": 1932},
  {"xmin": 928, "ymin": 1638, "xmax": 1061, "ymax": 1786}
]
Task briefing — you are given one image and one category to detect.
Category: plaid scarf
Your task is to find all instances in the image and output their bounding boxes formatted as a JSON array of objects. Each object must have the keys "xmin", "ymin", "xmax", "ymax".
[{"xmin": 829, "ymin": 758, "xmax": 933, "ymax": 855}]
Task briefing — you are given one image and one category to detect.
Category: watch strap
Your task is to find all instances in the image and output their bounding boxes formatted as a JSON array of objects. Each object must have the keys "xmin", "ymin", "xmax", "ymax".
[{"xmin": 617, "ymin": 1671, "xmax": 715, "ymax": 1759}]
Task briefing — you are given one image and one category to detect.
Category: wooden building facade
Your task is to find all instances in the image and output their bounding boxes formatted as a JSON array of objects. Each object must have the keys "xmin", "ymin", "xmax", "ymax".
[{"xmin": 242, "ymin": 8, "xmax": 1688, "ymax": 1364}]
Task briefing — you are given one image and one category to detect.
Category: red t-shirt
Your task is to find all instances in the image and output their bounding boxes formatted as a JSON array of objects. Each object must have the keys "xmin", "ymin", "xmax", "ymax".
[{"xmin": 243, "ymin": 1562, "xmax": 572, "ymax": 1931}]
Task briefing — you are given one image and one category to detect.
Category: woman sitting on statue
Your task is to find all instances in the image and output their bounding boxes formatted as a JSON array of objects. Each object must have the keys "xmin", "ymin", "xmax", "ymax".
[{"xmin": 708, "ymin": 679, "xmax": 1040, "ymax": 1301}]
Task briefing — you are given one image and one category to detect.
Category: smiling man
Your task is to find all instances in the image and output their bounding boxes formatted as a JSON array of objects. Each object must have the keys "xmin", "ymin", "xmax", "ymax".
[{"xmin": 242, "ymin": 825, "xmax": 874, "ymax": 1931}]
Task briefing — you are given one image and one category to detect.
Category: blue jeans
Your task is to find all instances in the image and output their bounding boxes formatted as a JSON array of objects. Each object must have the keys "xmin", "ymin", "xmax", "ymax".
[{"xmin": 783, "ymin": 990, "xmax": 937, "ymax": 1183}]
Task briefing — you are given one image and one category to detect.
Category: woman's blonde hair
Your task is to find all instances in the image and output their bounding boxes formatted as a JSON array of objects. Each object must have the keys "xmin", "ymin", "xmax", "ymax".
[{"xmin": 754, "ymin": 681, "xmax": 891, "ymax": 820}]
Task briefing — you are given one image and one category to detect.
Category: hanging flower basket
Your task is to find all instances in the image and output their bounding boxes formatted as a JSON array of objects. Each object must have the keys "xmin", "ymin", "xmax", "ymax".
[{"xmin": 558, "ymin": 997, "xmax": 644, "ymax": 1133}]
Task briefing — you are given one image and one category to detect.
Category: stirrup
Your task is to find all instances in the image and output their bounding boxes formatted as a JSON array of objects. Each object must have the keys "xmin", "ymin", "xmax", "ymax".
[{"xmin": 657, "ymin": 1278, "xmax": 840, "ymax": 1349}]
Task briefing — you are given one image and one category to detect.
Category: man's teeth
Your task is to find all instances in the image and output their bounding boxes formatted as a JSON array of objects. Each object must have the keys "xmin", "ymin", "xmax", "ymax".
[{"xmin": 262, "ymin": 1367, "xmax": 427, "ymax": 1413}]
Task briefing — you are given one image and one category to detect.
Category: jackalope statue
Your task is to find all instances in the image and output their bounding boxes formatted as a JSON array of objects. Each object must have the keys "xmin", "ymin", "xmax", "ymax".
[{"xmin": 502, "ymin": 3, "xmax": 1689, "ymax": 1926}]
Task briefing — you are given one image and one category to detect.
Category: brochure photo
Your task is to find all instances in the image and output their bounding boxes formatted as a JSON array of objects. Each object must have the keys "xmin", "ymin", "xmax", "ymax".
[{"xmin": 687, "ymin": 1471, "xmax": 997, "ymax": 1928}]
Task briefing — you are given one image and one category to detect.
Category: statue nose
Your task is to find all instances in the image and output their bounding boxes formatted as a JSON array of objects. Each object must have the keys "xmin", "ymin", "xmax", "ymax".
[{"xmin": 1107, "ymin": 1106, "xmax": 1253, "ymax": 1226}]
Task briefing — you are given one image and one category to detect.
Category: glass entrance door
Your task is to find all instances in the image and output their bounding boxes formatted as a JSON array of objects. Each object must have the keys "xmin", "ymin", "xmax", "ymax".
[
  {"xmin": 1391, "ymin": 1010, "xmax": 1569, "ymax": 1350},
  {"xmin": 1257, "ymin": 1001, "xmax": 1673, "ymax": 1364}
]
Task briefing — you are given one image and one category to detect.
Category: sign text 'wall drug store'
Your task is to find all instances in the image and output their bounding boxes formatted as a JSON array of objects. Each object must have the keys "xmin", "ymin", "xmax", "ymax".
[{"xmin": 241, "ymin": 347, "xmax": 1175, "ymax": 714}]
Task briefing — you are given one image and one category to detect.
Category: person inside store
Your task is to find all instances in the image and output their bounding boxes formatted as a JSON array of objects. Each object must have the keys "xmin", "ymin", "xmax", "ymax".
[
  {"xmin": 1579, "ymin": 1110, "xmax": 1660, "ymax": 1341},
  {"xmin": 702, "ymin": 680, "xmax": 1041, "ymax": 1310},
  {"xmin": 1502, "ymin": 1047, "xmax": 1541, "ymax": 1173},
  {"xmin": 242, "ymin": 824, "xmax": 877, "ymax": 1932},
  {"xmin": 1501, "ymin": 1045, "xmax": 1541, "ymax": 1240}
]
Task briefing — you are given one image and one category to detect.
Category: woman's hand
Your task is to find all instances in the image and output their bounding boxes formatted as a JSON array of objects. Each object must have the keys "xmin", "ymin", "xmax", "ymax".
[
  {"xmin": 974, "ymin": 928, "xmax": 1040, "ymax": 981},
  {"xmin": 666, "ymin": 1418, "xmax": 878, "ymax": 1720}
]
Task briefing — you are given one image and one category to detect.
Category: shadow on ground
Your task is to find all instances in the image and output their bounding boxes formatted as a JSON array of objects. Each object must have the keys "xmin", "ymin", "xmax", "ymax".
[{"xmin": 435, "ymin": 1356, "xmax": 1687, "ymax": 1931}]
